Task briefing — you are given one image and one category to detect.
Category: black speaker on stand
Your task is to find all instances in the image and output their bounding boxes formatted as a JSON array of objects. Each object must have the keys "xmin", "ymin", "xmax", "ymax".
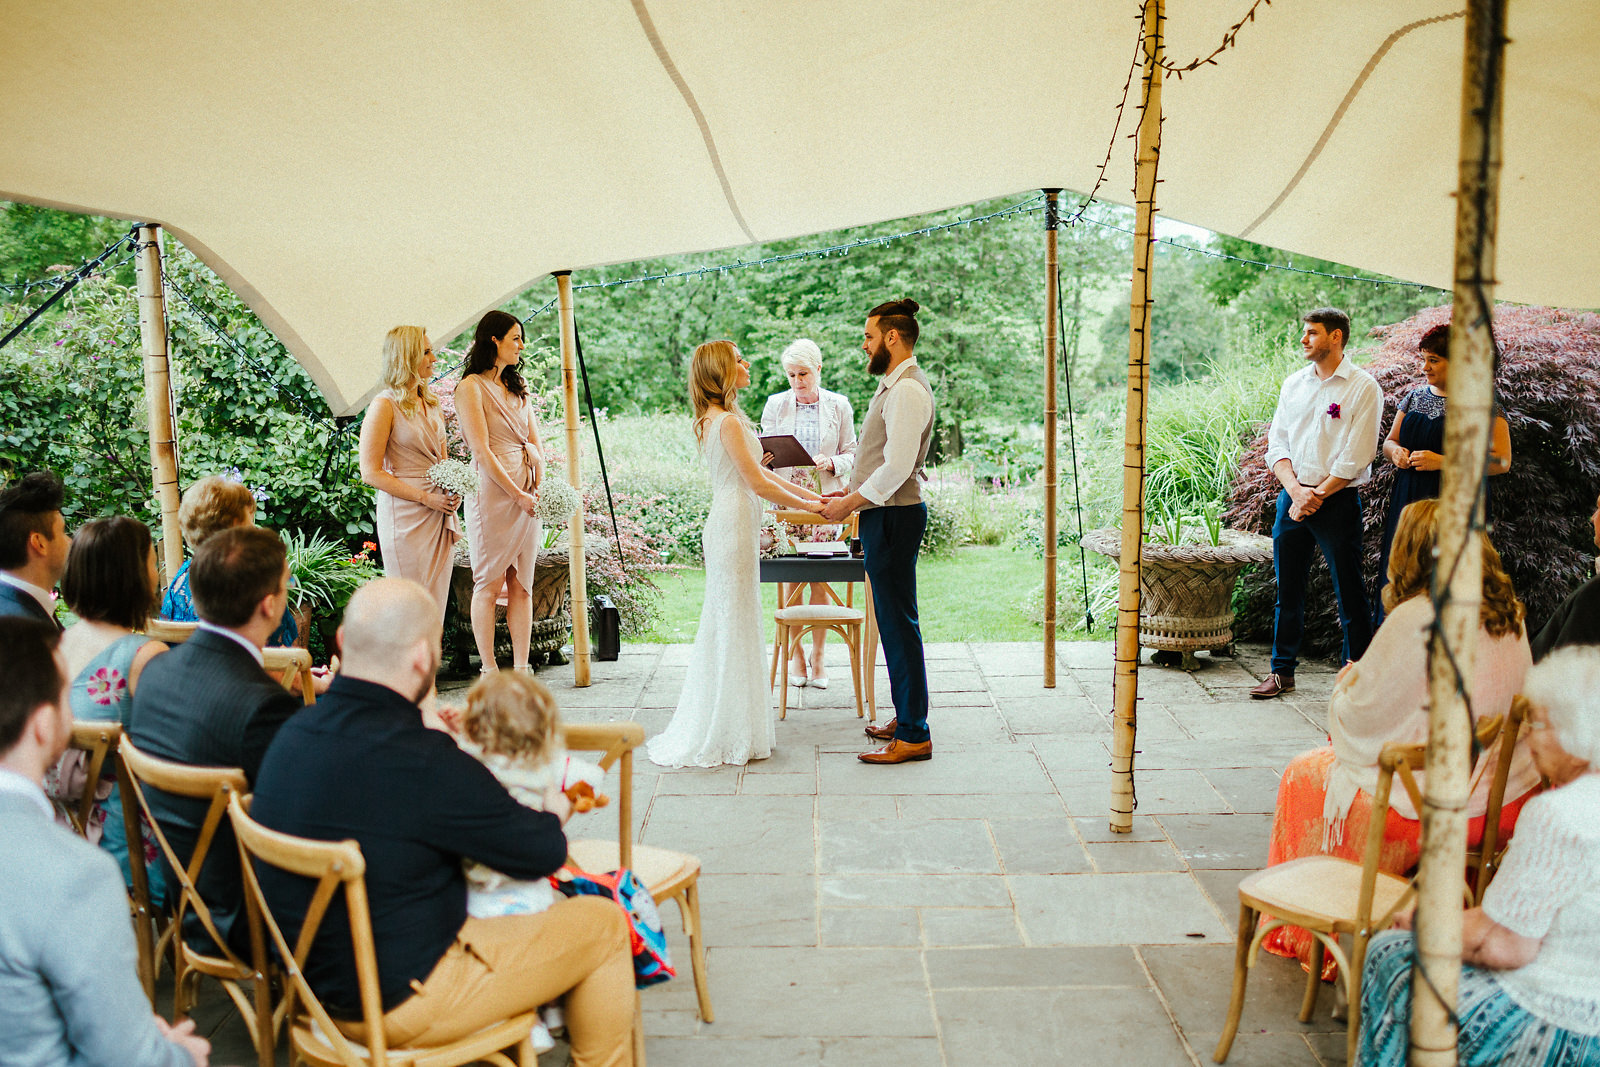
[{"xmin": 591, "ymin": 595, "xmax": 620, "ymax": 661}]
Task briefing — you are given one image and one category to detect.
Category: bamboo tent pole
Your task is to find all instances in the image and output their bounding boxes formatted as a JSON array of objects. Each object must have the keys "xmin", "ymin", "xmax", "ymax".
[
  {"xmin": 1408, "ymin": 1, "xmax": 1506, "ymax": 1062},
  {"xmin": 554, "ymin": 272, "xmax": 592, "ymax": 687},
  {"xmin": 134, "ymin": 225, "xmax": 182, "ymax": 580},
  {"xmin": 1109, "ymin": 0, "xmax": 1163, "ymax": 834},
  {"xmin": 1043, "ymin": 189, "xmax": 1061, "ymax": 688}
]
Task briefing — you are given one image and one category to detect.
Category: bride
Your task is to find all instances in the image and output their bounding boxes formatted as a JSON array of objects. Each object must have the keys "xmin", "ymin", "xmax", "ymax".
[{"xmin": 648, "ymin": 341, "xmax": 825, "ymax": 768}]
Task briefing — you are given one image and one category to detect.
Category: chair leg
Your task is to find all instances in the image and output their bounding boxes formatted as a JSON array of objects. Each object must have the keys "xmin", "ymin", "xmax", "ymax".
[
  {"xmin": 681, "ymin": 880, "xmax": 714, "ymax": 1023},
  {"xmin": 633, "ymin": 987, "xmax": 647, "ymax": 1066},
  {"xmin": 778, "ymin": 629, "xmax": 792, "ymax": 721},
  {"xmin": 1213, "ymin": 903, "xmax": 1256, "ymax": 1063},
  {"xmin": 769, "ymin": 624, "xmax": 782, "ymax": 690},
  {"xmin": 844, "ymin": 626, "xmax": 864, "ymax": 719},
  {"xmin": 1345, "ymin": 932, "xmax": 1370, "ymax": 1067},
  {"xmin": 1299, "ymin": 937, "xmax": 1324, "ymax": 1022}
]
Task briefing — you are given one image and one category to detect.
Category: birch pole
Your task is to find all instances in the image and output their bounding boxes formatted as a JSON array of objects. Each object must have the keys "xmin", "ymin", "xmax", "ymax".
[
  {"xmin": 1043, "ymin": 189, "xmax": 1061, "ymax": 688},
  {"xmin": 1409, "ymin": 1, "xmax": 1506, "ymax": 1061},
  {"xmin": 1109, "ymin": 0, "xmax": 1163, "ymax": 834},
  {"xmin": 554, "ymin": 272, "xmax": 592, "ymax": 687},
  {"xmin": 133, "ymin": 225, "xmax": 183, "ymax": 579}
]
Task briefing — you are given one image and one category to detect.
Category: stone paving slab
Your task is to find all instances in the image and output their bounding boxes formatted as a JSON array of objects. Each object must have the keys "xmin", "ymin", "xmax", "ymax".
[{"xmin": 204, "ymin": 639, "xmax": 1358, "ymax": 1066}]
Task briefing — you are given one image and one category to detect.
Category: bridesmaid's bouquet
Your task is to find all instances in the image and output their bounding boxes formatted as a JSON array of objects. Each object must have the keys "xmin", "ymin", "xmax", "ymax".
[
  {"xmin": 534, "ymin": 478, "xmax": 581, "ymax": 527},
  {"xmin": 427, "ymin": 459, "xmax": 478, "ymax": 498}
]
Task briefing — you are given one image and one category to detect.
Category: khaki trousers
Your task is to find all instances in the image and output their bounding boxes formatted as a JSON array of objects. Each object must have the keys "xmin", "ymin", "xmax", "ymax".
[{"xmin": 340, "ymin": 896, "xmax": 633, "ymax": 1066}]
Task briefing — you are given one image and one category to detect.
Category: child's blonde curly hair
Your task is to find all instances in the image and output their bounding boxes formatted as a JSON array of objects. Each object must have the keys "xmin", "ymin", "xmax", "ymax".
[{"xmin": 460, "ymin": 671, "xmax": 561, "ymax": 765}]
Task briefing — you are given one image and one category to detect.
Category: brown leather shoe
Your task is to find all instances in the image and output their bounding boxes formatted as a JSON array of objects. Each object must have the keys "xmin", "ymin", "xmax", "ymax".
[
  {"xmin": 858, "ymin": 739, "xmax": 932, "ymax": 764},
  {"xmin": 864, "ymin": 718, "xmax": 897, "ymax": 741},
  {"xmin": 1250, "ymin": 672, "xmax": 1295, "ymax": 699}
]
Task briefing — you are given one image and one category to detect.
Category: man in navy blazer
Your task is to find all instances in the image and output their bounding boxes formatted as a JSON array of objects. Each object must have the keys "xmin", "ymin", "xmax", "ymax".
[
  {"xmin": 0, "ymin": 471, "xmax": 70, "ymax": 629},
  {"xmin": 0, "ymin": 617, "xmax": 210, "ymax": 1067},
  {"xmin": 129, "ymin": 524, "xmax": 315, "ymax": 954}
]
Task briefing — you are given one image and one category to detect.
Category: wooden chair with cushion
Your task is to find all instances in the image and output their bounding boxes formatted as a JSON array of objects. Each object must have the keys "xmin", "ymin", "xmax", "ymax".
[
  {"xmin": 563, "ymin": 721, "xmax": 713, "ymax": 1029},
  {"xmin": 1468, "ymin": 694, "xmax": 1531, "ymax": 905},
  {"xmin": 1213, "ymin": 741, "xmax": 1425, "ymax": 1067},
  {"xmin": 262, "ymin": 646, "xmax": 317, "ymax": 706},
  {"xmin": 766, "ymin": 510, "xmax": 867, "ymax": 722},
  {"xmin": 227, "ymin": 794, "xmax": 542, "ymax": 1067},
  {"xmin": 118, "ymin": 736, "xmax": 277, "ymax": 1067},
  {"xmin": 144, "ymin": 619, "xmax": 197, "ymax": 643}
]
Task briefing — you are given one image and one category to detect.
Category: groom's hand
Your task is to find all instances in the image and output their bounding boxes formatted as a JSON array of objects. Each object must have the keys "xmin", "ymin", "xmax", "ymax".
[{"xmin": 820, "ymin": 492, "xmax": 858, "ymax": 523}]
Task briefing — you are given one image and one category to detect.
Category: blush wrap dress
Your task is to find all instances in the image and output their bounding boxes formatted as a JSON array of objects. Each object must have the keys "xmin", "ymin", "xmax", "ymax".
[
  {"xmin": 375, "ymin": 398, "xmax": 461, "ymax": 614},
  {"xmin": 463, "ymin": 378, "xmax": 542, "ymax": 596}
]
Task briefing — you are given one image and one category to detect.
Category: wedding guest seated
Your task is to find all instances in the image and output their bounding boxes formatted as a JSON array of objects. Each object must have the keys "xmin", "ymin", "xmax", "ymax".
[
  {"xmin": 252, "ymin": 578, "xmax": 633, "ymax": 1063},
  {"xmin": 0, "ymin": 617, "xmax": 209, "ymax": 1067},
  {"xmin": 129, "ymin": 524, "xmax": 307, "ymax": 955},
  {"xmin": 1359, "ymin": 647, "xmax": 1600, "ymax": 1065},
  {"xmin": 1263, "ymin": 498, "xmax": 1539, "ymax": 977},
  {"xmin": 48, "ymin": 516, "xmax": 171, "ymax": 907},
  {"xmin": 160, "ymin": 474, "xmax": 298, "ymax": 646},
  {"xmin": 1532, "ymin": 490, "xmax": 1600, "ymax": 661},
  {"xmin": 760, "ymin": 338, "xmax": 858, "ymax": 688},
  {"xmin": 0, "ymin": 470, "xmax": 70, "ymax": 628}
]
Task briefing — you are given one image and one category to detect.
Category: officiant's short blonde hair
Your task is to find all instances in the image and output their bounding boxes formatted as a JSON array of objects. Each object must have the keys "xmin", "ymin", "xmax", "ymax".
[{"xmin": 780, "ymin": 338, "xmax": 823, "ymax": 374}]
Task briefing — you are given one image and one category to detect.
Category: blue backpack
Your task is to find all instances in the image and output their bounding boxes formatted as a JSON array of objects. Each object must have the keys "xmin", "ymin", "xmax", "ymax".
[{"xmin": 557, "ymin": 866, "xmax": 676, "ymax": 988}]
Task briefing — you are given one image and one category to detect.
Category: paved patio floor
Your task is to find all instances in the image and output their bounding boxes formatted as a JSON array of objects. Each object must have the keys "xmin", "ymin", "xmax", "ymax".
[{"xmin": 198, "ymin": 640, "xmax": 1356, "ymax": 1066}]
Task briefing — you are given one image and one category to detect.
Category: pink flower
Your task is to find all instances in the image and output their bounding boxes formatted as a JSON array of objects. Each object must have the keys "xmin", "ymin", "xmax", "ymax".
[
  {"xmin": 1327, "ymin": 403, "xmax": 1341, "ymax": 419},
  {"xmin": 85, "ymin": 666, "xmax": 125, "ymax": 706}
]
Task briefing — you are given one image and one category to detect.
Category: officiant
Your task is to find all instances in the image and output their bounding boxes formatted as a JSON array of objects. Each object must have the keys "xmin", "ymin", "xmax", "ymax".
[{"xmin": 760, "ymin": 338, "xmax": 857, "ymax": 689}]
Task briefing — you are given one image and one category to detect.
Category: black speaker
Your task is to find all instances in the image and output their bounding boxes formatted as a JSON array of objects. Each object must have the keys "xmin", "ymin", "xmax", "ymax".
[{"xmin": 591, "ymin": 594, "xmax": 620, "ymax": 661}]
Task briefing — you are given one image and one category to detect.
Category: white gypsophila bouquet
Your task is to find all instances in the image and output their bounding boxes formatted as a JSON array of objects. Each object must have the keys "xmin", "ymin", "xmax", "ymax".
[
  {"xmin": 759, "ymin": 511, "xmax": 798, "ymax": 559},
  {"xmin": 427, "ymin": 459, "xmax": 478, "ymax": 498},
  {"xmin": 534, "ymin": 477, "xmax": 581, "ymax": 527}
]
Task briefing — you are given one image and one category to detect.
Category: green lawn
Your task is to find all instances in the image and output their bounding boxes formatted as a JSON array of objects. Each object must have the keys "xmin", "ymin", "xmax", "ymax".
[{"xmin": 635, "ymin": 545, "xmax": 1107, "ymax": 643}]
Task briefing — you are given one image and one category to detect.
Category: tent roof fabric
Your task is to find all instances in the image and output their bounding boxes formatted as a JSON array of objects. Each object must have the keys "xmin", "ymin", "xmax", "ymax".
[{"xmin": 3, "ymin": 1, "xmax": 1596, "ymax": 413}]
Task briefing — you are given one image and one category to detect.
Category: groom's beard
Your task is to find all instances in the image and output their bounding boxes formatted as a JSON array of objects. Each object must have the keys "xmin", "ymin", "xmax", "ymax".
[{"xmin": 867, "ymin": 340, "xmax": 891, "ymax": 376}]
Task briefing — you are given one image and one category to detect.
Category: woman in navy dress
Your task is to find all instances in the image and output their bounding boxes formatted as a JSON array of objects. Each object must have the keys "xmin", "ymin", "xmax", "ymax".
[{"xmin": 1375, "ymin": 323, "xmax": 1511, "ymax": 621}]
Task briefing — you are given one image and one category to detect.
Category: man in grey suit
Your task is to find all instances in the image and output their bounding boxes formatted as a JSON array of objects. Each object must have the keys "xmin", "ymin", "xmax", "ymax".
[
  {"xmin": 0, "ymin": 616, "xmax": 209, "ymax": 1067},
  {"xmin": 0, "ymin": 471, "xmax": 70, "ymax": 629},
  {"xmin": 130, "ymin": 524, "xmax": 317, "ymax": 955}
]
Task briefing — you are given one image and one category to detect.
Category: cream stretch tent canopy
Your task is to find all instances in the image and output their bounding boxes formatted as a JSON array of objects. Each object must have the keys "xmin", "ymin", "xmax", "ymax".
[{"xmin": 2, "ymin": 0, "xmax": 1596, "ymax": 413}]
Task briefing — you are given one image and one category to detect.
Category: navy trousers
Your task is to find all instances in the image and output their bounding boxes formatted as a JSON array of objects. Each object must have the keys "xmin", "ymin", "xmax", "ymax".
[
  {"xmin": 859, "ymin": 503, "xmax": 931, "ymax": 744},
  {"xmin": 1270, "ymin": 487, "xmax": 1373, "ymax": 674}
]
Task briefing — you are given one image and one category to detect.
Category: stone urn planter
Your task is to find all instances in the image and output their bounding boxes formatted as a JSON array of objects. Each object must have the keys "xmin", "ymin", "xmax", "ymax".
[
  {"xmin": 449, "ymin": 546, "xmax": 590, "ymax": 668},
  {"xmin": 1081, "ymin": 527, "xmax": 1273, "ymax": 670}
]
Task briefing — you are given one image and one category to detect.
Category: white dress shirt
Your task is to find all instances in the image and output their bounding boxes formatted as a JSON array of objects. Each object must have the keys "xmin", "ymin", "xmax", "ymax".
[
  {"xmin": 0, "ymin": 572, "xmax": 56, "ymax": 618},
  {"xmin": 859, "ymin": 357, "xmax": 934, "ymax": 506},
  {"xmin": 195, "ymin": 619, "xmax": 266, "ymax": 666},
  {"xmin": 1263, "ymin": 356, "xmax": 1382, "ymax": 487}
]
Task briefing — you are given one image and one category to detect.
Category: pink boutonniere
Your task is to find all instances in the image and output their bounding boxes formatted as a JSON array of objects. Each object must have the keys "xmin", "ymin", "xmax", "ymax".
[{"xmin": 1326, "ymin": 403, "xmax": 1342, "ymax": 419}]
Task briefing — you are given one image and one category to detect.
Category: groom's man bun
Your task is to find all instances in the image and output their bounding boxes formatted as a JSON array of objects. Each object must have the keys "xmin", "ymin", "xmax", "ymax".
[{"xmin": 868, "ymin": 299, "xmax": 920, "ymax": 346}]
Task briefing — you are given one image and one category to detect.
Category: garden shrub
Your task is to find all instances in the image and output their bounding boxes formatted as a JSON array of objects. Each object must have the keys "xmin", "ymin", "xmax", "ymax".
[
  {"xmin": 920, "ymin": 485, "xmax": 974, "ymax": 557},
  {"xmin": 1225, "ymin": 305, "xmax": 1600, "ymax": 654}
]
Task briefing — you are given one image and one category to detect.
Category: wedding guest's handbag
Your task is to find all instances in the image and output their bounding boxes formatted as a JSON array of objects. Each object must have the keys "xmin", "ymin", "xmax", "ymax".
[
  {"xmin": 557, "ymin": 866, "xmax": 675, "ymax": 987},
  {"xmin": 591, "ymin": 595, "xmax": 620, "ymax": 661}
]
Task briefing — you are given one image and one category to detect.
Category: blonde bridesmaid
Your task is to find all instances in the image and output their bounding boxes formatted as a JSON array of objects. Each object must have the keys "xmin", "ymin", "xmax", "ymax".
[
  {"xmin": 358, "ymin": 326, "xmax": 461, "ymax": 620},
  {"xmin": 453, "ymin": 310, "xmax": 544, "ymax": 673}
]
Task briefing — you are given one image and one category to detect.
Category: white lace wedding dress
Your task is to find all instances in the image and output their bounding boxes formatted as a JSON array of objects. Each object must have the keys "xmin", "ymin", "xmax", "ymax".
[{"xmin": 647, "ymin": 412, "xmax": 775, "ymax": 767}]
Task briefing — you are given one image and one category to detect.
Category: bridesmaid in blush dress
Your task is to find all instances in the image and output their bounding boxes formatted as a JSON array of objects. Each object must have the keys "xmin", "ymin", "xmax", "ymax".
[
  {"xmin": 359, "ymin": 326, "xmax": 462, "ymax": 621},
  {"xmin": 453, "ymin": 310, "xmax": 545, "ymax": 673}
]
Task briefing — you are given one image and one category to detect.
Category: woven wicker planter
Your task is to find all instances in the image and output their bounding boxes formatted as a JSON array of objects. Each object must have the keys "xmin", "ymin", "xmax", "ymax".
[{"xmin": 1081, "ymin": 528, "xmax": 1273, "ymax": 669}]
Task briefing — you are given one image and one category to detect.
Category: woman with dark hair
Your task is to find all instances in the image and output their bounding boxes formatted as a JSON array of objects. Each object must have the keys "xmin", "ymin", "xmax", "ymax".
[
  {"xmin": 453, "ymin": 310, "xmax": 545, "ymax": 673},
  {"xmin": 1374, "ymin": 322, "xmax": 1512, "ymax": 620},
  {"xmin": 49, "ymin": 516, "xmax": 169, "ymax": 905}
]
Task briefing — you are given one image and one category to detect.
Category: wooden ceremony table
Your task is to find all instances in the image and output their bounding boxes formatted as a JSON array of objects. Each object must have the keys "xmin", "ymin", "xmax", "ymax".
[{"xmin": 758, "ymin": 554, "xmax": 878, "ymax": 719}]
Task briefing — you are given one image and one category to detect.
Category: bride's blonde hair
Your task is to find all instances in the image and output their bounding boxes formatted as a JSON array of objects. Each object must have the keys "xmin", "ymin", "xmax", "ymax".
[{"xmin": 688, "ymin": 340, "xmax": 747, "ymax": 445}]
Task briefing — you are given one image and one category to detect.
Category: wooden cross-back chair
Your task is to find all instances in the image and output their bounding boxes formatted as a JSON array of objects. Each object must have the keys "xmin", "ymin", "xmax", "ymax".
[
  {"xmin": 117, "ymin": 736, "xmax": 277, "ymax": 1067},
  {"xmin": 63, "ymin": 721, "xmax": 164, "ymax": 1002},
  {"xmin": 1467, "ymin": 694, "xmax": 1531, "ymax": 905},
  {"xmin": 564, "ymin": 720, "xmax": 712, "ymax": 1037},
  {"xmin": 144, "ymin": 619, "xmax": 198, "ymax": 644},
  {"xmin": 1214, "ymin": 742, "xmax": 1426, "ymax": 1067},
  {"xmin": 143, "ymin": 620, "xmax": 317, "ymax": 705},
  {"xmin": 766, "ymin": 509, "xmax": 867, "ymax": 722},
  {"xmin": 227, "ymin": 794, "xmax": 542, "ymax": 1067}
]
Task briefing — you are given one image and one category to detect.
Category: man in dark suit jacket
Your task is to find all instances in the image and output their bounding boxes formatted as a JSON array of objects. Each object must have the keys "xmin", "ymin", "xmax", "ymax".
[
  {"xmin": 1533, "ymin": 491, "xmax": 1600, "ymax": 660},
  {"xmin": 129, "ymin": 524, "xmax": 311, "ymax": 953},
  {"xmin": 0, "ymin": 471, "xmax": 70, "ymax": 629}
]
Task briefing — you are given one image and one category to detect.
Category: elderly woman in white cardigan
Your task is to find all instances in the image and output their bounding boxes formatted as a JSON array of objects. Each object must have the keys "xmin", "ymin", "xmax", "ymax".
[{"xmin": 760, "ymin": 338, "xmax": 857, "ymax": 689}]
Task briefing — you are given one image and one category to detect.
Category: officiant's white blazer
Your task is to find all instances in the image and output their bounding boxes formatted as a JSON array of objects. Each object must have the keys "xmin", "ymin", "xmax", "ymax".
[{"xmin": 760, "ymin": 388, "xmax": 857, "ymax": 494}]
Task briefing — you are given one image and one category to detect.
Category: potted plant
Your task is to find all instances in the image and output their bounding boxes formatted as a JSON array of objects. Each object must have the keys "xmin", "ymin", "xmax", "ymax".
[{"xmin": 282, "ymin": 530, "xmax": 382, "ymax": 654}]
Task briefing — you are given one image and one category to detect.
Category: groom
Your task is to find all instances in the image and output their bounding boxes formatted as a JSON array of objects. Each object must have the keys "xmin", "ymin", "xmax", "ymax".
[{"xmin": 822, "ymin": 299, "xmax": 935, "ymax": 765}]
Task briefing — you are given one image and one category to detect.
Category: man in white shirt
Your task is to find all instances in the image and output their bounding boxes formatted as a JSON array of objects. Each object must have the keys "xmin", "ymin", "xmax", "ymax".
[
  {"xmin": 0, "ymin": 617, "xmax": 210, "ymax": 1067},
  {"xmin": 822, "ymin": 299, "xmax": 937, "ymax": 763},
  {"xmin": 0, "ymin": 471, "xmax": 70, "ymax": 629},
  {"xmin": 1252, "ymin": 308, "xmax": 1382, "ymax": 698}
]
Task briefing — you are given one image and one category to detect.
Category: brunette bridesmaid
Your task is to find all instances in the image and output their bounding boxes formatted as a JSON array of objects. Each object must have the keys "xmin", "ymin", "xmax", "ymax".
[
  {"xmin": 453, "ymin": 311, "xmax": 544, "ymax": 672},
  {"xmin": 358, "ymin": 325, "xmax": 461, "ymax": 620}
]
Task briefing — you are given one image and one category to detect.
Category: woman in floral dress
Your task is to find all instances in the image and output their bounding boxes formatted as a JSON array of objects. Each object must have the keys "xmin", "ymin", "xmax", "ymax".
[{"xmin": 51, "ymin": 516, "xmax": 170, "ymax": 906}]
